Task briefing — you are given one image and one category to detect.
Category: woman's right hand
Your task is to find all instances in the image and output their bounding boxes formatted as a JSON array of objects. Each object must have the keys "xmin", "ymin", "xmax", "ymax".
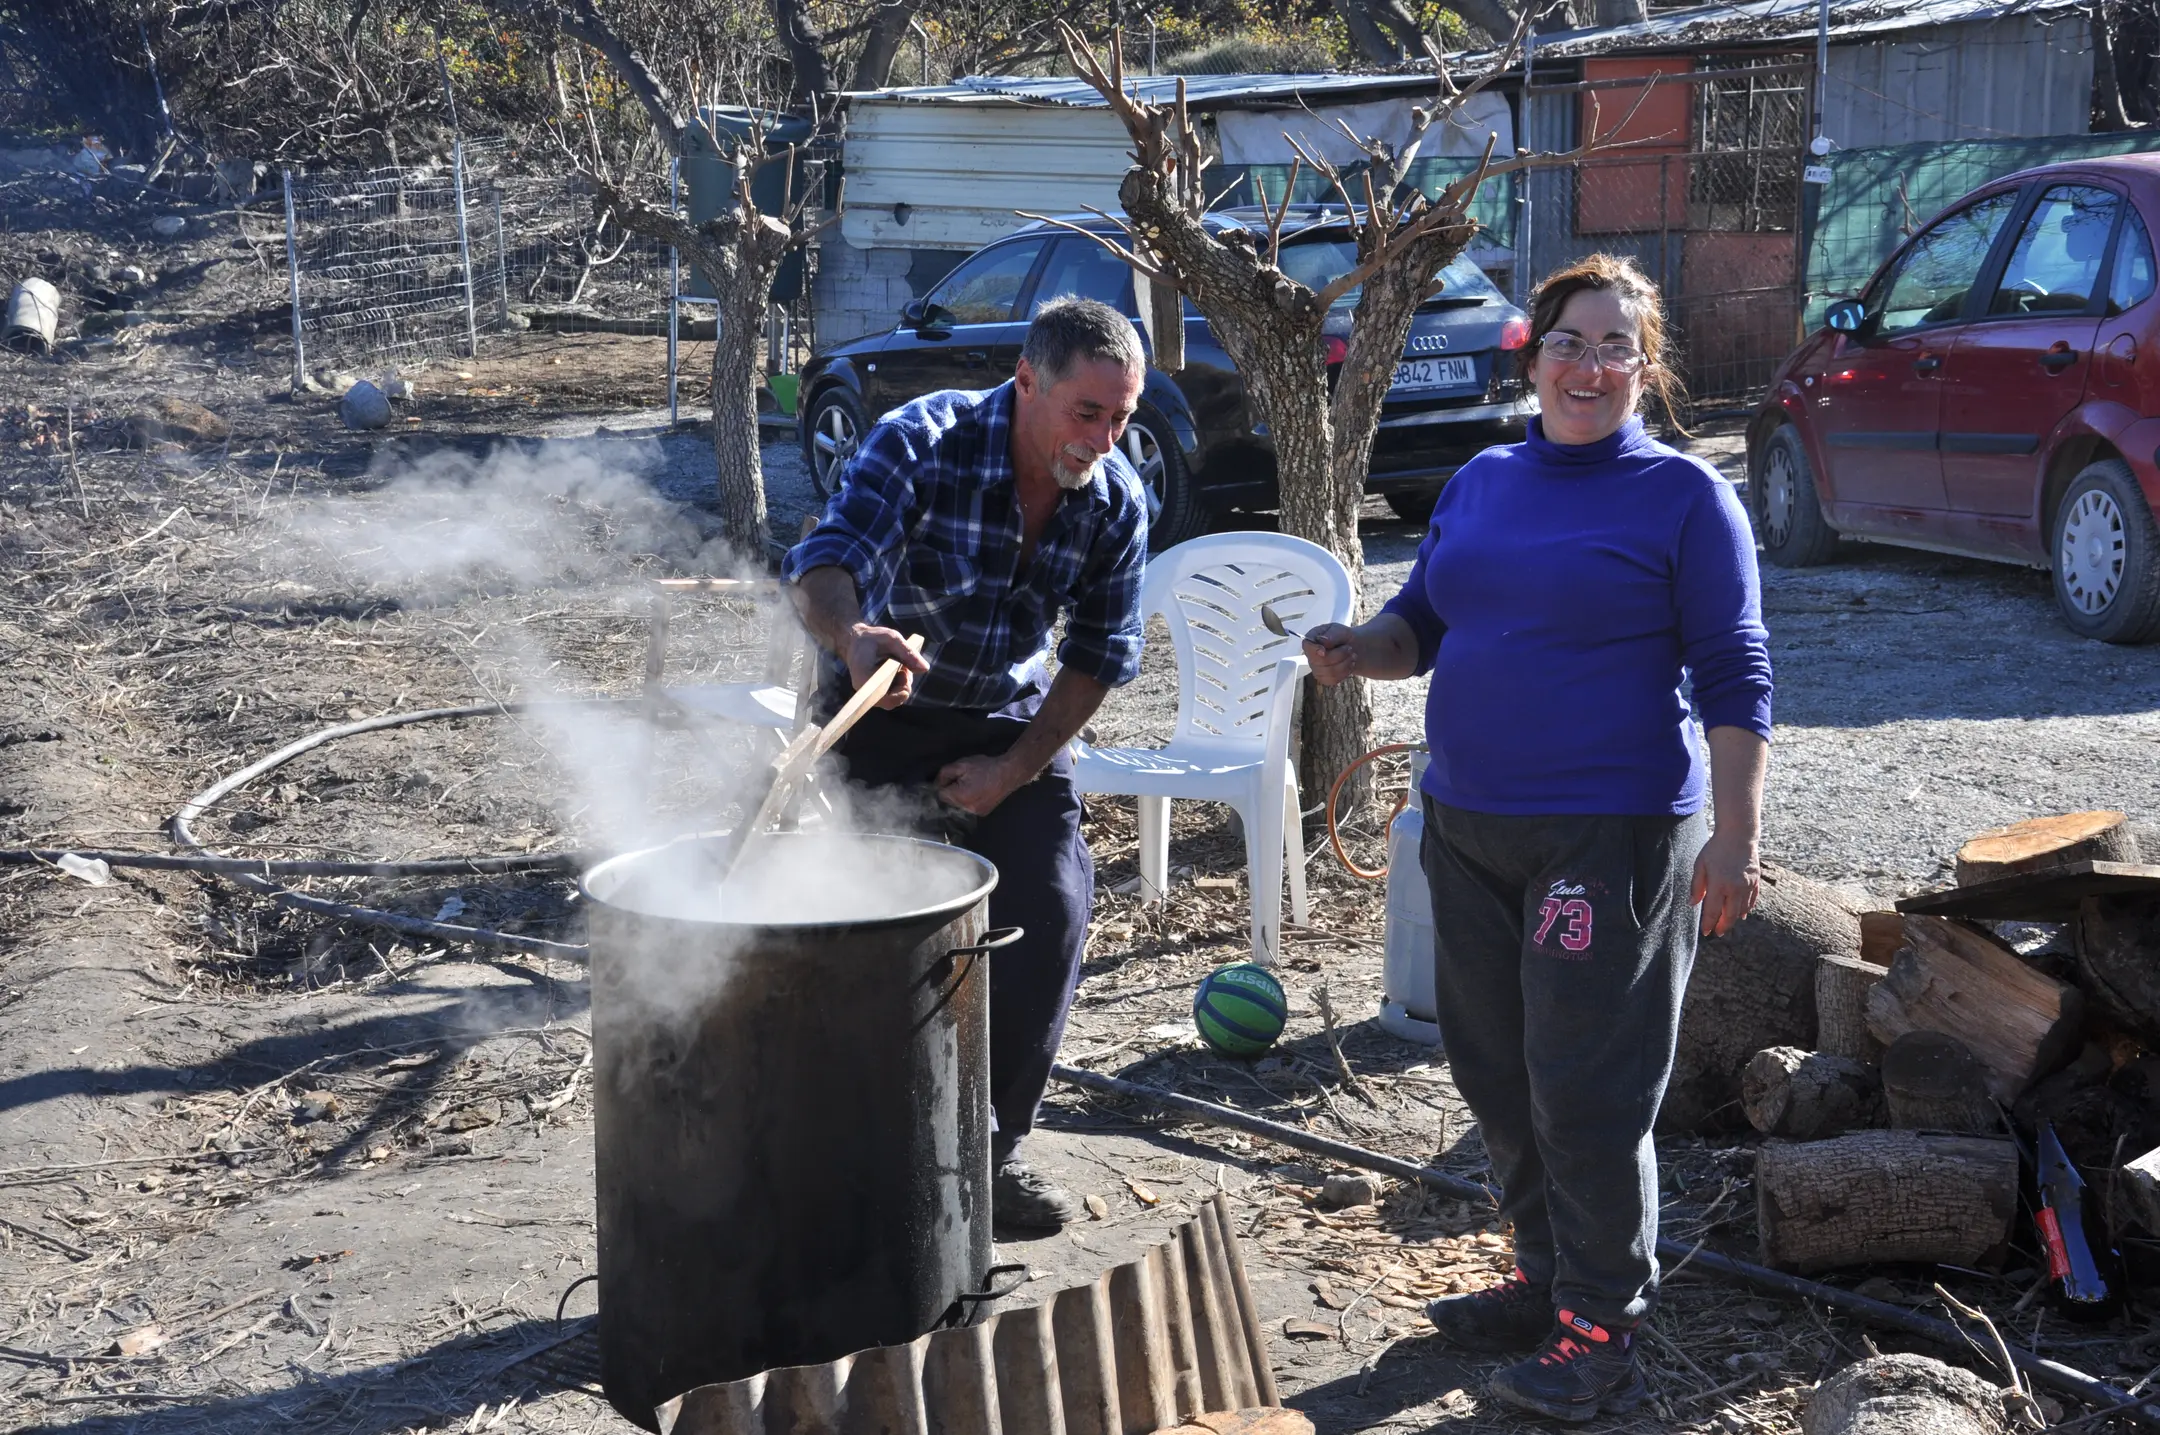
[{"xmin": 1303, "ymin": 624, "xmax": 1358, "ymax": 686}]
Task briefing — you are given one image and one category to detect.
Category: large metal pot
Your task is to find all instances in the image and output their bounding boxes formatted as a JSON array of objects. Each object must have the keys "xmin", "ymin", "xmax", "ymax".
[{"xmin": 583, "ymin": 831, "xmax": 1001, "ymax": 1430}]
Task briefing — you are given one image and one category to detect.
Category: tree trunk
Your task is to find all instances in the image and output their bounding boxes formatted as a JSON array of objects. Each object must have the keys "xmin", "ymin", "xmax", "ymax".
[
  {"xmin": 1817, "ymin": 953, "xmax": 1888, "ymax": 1065},
  {"xmin": 1662, "ymin": 864, "xmax": 1861, "ymax": 1132},
  {"xmin": 1326, "ymin": 0, "xmax": 1403, "ymax": 66},
  {"xmin": 2095, "ymin": 2, "xmax": 2134, "ymax": 133},
  {"xmin": 1756, "ymin": 1130, "xmax": 2018, "ymax": 1272},
  {"xmin": 851, "ymin": 0, "xmax": 925, "ymax": 89},
  {"xmin": 1743, "ymin": 1047, "xmax": 1881, "ymax": 1139},
  {"xmin": 1880, "ymin": 1031, "xmax": 1997, "ymax": 1134},
  {"xmin": 1865, "ymin": 916, "xmax": 2084, "ymax": 1102},
  {"xmin": 2073, "ymin": 893, "xmax": 2160, "ymax": 1044},
  {"xmin": 1955, "ymin": 810, "xmax": 2138, "ymax": 886},
  {"xmin": 1801, "ymin": 1354, "xmax": 2010, "ymax": 1435},
  {"xmin": 710, "ymin": 254, "xmax": 774, "ymax": 556},
  {"xmin": 765, "ymin": 0, "xmax": 835, "ymax": 105}
]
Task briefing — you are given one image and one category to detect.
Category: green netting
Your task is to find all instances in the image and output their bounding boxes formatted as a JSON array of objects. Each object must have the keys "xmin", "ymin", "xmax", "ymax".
[
  {"xmin": 1804, "ymin": 132, "xmax": 2160, "ymax": 322},
  {"xmin": 1211, "ymin": 159, "xmax": 1518, "ymax": 249}
]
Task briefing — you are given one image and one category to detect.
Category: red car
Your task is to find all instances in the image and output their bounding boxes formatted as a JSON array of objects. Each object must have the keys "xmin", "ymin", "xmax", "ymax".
[{"xmin": 1748, "ymin": 154, "xmax": 2160, "ymax": 642}]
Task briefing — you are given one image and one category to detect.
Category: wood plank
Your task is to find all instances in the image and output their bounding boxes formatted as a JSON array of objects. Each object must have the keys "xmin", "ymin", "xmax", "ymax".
[{"xmin": 1895, "ymin": 861, "xmax": 2160, "ymax": 921}]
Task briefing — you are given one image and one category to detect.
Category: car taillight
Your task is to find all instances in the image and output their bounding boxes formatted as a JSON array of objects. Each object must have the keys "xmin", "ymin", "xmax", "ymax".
[
  {"xmin": 1322, "ymin": 335, "xmax": 1348, "ymax": 366},
  {"xmin": 1500, "ymin": 316, "xmax": 1531, "ymax": 351}
]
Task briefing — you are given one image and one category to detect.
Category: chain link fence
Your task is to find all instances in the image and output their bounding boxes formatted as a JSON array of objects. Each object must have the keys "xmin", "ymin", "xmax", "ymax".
[{"xmin": 1803, "ymin": 131, "xmax": 2160, "ymax": 324}]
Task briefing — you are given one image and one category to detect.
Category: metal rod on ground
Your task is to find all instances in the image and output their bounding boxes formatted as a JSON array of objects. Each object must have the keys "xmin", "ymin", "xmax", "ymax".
[
  {"xmin": 492, "ymin": 185, "xmax": 510, "ymax": 325},
  {"xmin": 1051, "ymin": 1064, "xmax": 2160, "ymax": 1430},
  {"xmin": 282, "ymin": 169, "xmax": 305, "ymax": 393},
  {"xmin": 452, "ymin": 138, "xmax": 479, "ymax": 359}
]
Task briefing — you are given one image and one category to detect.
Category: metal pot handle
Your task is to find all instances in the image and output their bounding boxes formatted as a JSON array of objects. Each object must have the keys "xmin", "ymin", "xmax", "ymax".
[
  {"xmin": 945, "ymin": 926, "xmax": 1024, "ymax": 959},
  {"xmin": 936, "ymin": 1262, "xmax": 1032, "ymax": 1328}
]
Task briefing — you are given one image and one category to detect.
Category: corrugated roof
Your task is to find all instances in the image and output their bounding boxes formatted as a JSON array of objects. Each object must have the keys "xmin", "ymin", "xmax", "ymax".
[
  {"xmin": 844, "ymin": 71, "xmax": 1448, "ymax": 109},
  {"xmin": 1520, "ymin": 0, "xmax": 2087, "ymax": 58}
]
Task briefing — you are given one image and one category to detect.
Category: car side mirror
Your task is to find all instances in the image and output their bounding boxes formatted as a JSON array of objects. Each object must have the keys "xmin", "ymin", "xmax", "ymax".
[
  {"xmin": 1825, "ymin": 298, "xmax": 1867, "ymax": 334},
  {"xmin": 901, "ymin": 298, "xmax": 929, "ymax": 326}
]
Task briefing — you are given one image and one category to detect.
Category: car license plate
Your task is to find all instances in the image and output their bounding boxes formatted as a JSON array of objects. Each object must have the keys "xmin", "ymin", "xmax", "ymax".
[{"xmin": 1391, "ymin": 355, "xmax": 1477, "ymax": 392}]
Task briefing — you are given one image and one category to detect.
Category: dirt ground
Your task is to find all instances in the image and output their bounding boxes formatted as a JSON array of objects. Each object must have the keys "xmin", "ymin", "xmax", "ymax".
[{"xmin": 5, "ymin": 190, "xmax": 2160, "ymax": 1435}]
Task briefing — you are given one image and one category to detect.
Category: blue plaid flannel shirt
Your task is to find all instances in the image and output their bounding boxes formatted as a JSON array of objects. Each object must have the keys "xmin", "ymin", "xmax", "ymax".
[{"xmin": 782, "ymin": 382, "xmax": 1149, "ymax": 711}]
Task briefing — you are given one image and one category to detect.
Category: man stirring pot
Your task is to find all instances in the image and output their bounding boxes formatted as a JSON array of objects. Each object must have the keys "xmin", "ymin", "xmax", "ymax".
[{"xmin": 784, "ymin": 298, "xmax": 1150, "ymax": 1230}]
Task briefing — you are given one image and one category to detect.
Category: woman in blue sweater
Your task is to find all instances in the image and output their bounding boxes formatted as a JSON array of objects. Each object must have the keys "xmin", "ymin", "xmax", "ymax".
[{"xmin": 1306, "ymin": 254, "xmax": 1772, "ymax": 1422}]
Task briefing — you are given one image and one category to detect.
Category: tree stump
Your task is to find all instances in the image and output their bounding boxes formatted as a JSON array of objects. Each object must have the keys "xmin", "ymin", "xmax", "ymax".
[
  {"xmin": 1743, "ymin": 1047, "xmax": 1881, "ymax": 1139},
  {"xmin": 1818, "ymin": 953, "xmax": 1889, "ymax": 1064},
  {"xmin": 1865, "ymin": 916, "xmax": 2084, "ymax": 1101},
  {"xmin": 2073, "ymin": 894, "xmax": 2160, "ymax": 1046},
  {"xmin": 1757, "ymin": 1130, "xmax": 2018, "ymax": 1271},
  {"xmin": 1956, "ymin": 811, "xmax": 2138, "ymax": 886},
  {"xmin": 1662, "ymin": 864, "xmax": 1861, "ymax": 1132},
  {"xmin": 1881, "ymin": 1032, "xmax": 1998, "ymax": 1134},
  {"xmin": 1801, "ymin": 1353, "xmax": 2009, "ymax": 1435}
]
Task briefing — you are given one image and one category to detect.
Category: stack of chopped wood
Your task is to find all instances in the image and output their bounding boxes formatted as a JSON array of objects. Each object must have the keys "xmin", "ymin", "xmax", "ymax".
[{"xmin": 1667, "ymin": 812, "xmax": 2160, "ymax": 1272}]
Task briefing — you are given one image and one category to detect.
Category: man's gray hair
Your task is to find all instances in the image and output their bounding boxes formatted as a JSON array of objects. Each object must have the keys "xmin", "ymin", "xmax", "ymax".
[{"xmin": 1020, "ymin": 296, "xmax": 1146, "ymax": 386}]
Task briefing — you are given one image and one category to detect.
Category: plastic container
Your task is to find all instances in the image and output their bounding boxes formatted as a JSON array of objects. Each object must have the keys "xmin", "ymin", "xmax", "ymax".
[{"xmin": 1378, "ymin": 750, "xmax": 1442, "ymax": 1046}]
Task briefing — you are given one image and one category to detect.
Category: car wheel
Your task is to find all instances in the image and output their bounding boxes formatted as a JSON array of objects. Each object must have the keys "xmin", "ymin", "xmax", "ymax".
[
  {"xmin": 1385, "ymin": 490, "xmax": 1439, "ymax": 527},
  {"xmin": 1754, "ymin": 425, "xmax": 1839, "ymax": 567},
  {"xmin": 1121, "ymin": 410, "xmax": 1207, "ymax": 551},
  {"xmin": 802, "ymin": 387, "xmax": 866, "ymax": 499},
  {"xmin": 2051, "ymin": 458, "xmax": 2160, "ymax": 644}
]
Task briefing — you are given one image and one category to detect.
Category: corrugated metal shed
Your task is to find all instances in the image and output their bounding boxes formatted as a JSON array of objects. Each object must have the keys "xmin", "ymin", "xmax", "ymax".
[
  {"xmin": 1821, "ymin": 13, "xmax": 2090, "ymax": 144},
  {"xmin": 1517, "ymin": 0, "xmax": 2087, "ymax": 59},
  {"xmin": 840, "ymin": 100, "xmax": 1132, "ymax": 250}
]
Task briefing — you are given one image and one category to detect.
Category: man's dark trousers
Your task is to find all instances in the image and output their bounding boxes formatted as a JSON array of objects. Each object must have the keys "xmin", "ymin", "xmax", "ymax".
[
  {"xmin": 832, "ymin": 699, "xmax": 1091, "ymax": 1160},
  {"xmin": 1420, "ymin": 797, "xmax": 1706, "ymax": 1329}
]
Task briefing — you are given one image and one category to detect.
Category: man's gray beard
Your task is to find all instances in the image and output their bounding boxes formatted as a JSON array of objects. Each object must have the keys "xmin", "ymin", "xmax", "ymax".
[{"xmin": 1052, "ymin": 452, "xmax": 1099, "ymax": 490}]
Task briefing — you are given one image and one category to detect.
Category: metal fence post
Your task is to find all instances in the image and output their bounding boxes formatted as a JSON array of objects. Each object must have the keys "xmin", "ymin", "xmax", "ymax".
[
  {"xmin": 281, "ymin": 168, "xmax": 306, "ymax": 393},
  {"xmin": 668, "ymin": 155, "xmax": 681, "ymax": 427},
  {"xmin": 452, "ymin": 138, "xmax": 479, "ymax": 358},
  {"xmin": 491, "ymin": 184, "xmax": 510, "ymax": 324}
]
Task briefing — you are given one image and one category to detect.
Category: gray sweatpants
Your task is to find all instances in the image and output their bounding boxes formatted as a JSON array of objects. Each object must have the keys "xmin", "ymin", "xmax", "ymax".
[{"xmin": 1420, "ymin": 797, "xmax": 1707, "ymax": 1328}]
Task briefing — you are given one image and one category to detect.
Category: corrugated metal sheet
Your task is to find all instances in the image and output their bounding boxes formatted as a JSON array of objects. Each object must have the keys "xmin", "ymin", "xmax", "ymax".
[
  {"xmin": 1520, "ymin": 0, "xmax": 2086, "ymax": 58},
  {"xmin": 1822, "ymin": 15, "xmax": 2091, "ymax": 145},
  {"xmin": 839, "ymin": 100, "xmax": 1132, "ymax": 250},
  {"xmin": 654, "ymin": 1194, "xmax": 1280, "ymax": 1435},
  {"xmin": 845, "ymin": 72, "xmax": 1454, "ymax": 109}
]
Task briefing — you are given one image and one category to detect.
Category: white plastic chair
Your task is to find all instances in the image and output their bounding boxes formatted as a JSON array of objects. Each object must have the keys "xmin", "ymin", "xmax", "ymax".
[{"xmin": 1072, "ymin": 532, "xmax": 1355, "ymax": 965}]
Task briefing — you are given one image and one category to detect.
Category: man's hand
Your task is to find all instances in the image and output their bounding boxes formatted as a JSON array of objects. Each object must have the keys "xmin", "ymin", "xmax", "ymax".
[
  {"xmin": 1690, "ymin": 826, "xmax": 1762, "ymax": 938},
  {"xmin": 936, "ymin": 754, "xmax": 1024, "ymax": 817},
  {"xmin": 846, "ymin": 623, "xmax": 932, "ymax": 709},
  {"xmin": 1302, "ymin": 624, "xmax": 1358, "ymax": 686}
]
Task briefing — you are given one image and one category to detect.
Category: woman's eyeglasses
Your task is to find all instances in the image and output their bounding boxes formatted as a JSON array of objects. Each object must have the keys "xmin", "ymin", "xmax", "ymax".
[{"xmin": 1537, "ymin": 333, "xmax": 1648, "ymax": 373}]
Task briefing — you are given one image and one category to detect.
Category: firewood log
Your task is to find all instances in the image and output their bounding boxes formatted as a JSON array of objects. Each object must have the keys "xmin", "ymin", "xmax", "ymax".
[
  {"xmin": 2125, "ymin": 1145, "xmax": 2160, "ymax": 1236},
  {"xmin": 1880, "ymin": 1032, "xmax": 1997, "ymax": 1134},
  {"xmin": 1662, "ymin": 865, "xmax": 1860, "ymax": 1133},
  {"xmin": 1801, "ymin": 1353, "xmax": 2009, "ymax": 1435},
  {"xmin": 1757, "ymin": 1130, "xmax": 2017, "ymax": 1272},
  {"xmin": 2073, "ymin": 894, "xmax": 2160, "ymax": 1046},
  {"xmin": 1818, "ymin": 953, "xmax": 1888, "ymax": 1064},
  {"xmin": 1859, "ymin": 911, "xmax": 1905, "ymax": 968},
  {"xmin": 1743, "ymin": 1047, "xmax": 1881, "ymax": 1139},
  {"xmin": 1864, "ymin": 916, "xmax": 2083, "ymax": 1101},
  {"xmin": 1956, "ymin": 811, "xmax": 2138, "ymax": 886}
]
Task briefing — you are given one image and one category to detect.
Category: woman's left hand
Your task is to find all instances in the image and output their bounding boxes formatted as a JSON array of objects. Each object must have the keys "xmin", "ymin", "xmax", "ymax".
[{"xmin": 1690, "ymin": 827, "xmax": 1761, "ymax": 938}]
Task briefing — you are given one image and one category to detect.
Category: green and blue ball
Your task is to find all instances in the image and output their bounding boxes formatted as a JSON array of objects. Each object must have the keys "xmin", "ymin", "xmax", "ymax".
[{"xmin": 1193, "ymin": 963, "xmax": 1289, "ymax": 1058}]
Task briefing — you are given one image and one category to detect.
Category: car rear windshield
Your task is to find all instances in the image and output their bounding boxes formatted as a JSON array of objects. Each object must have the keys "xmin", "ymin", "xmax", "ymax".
[{"xmin": 1277, "ymin": 241, "xmax": 1503, "ymax": 307}]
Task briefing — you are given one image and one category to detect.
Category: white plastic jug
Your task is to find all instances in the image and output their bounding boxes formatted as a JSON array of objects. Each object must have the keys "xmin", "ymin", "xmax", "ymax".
[{"xmin": 1378, "ymin": 751, "xmax": 1442, "ymax": 1046}]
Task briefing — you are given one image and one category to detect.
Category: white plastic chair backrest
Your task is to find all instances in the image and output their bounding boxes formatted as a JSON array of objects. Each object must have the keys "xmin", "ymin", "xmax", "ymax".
[{"xmin": 1142, "ymin": 532, "xmax": 1355, "ymax": 750}]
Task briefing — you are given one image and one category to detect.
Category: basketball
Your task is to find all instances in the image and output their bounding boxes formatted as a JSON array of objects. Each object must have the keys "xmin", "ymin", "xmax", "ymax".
[{"xmin": 1193, "ymin": 963, "xmax": 1289, "ymax": 1057}]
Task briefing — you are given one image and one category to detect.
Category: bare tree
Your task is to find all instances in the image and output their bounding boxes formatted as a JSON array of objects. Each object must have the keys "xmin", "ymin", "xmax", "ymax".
[
  {"xmin": 532, "ymin": 15, "xmax": 833, "ymax": 556},
  {"xmin": 1036, "ymin": 20, "xmax": 1623, "ymax": 795}
]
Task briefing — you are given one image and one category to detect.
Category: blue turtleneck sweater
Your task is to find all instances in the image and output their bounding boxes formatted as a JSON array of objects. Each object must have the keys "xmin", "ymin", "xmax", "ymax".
[{"xmin": 1380, "ymin": 416, "xmax": 1773, "ymax": 816}]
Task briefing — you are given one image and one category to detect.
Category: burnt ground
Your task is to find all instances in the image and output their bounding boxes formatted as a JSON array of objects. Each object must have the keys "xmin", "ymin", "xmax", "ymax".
[{"xmin": 5, "ymin": 181, "xmax": 2160, "ymax": 1435}]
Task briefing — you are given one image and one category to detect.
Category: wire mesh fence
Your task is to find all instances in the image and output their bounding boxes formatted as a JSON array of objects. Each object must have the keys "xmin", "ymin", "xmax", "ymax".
[
  {"xmin": 1802, "ymin": 130, "xmax": 2160, "ymax": 323},
  {"xmin": 280, "ymin": 138, "xmax": 679, "ymax": 377}
]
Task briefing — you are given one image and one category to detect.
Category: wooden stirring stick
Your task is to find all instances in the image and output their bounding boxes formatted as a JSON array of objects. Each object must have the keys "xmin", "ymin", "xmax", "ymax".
[{"xmin": 717, "ymin": 633, "xmax": 925, "ymax": 882}]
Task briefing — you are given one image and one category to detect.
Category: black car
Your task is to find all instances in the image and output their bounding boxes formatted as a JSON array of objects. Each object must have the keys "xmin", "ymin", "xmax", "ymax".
[{"xmin": 796, "ymin": 205, "xmax": 1539, "ymax": 547}]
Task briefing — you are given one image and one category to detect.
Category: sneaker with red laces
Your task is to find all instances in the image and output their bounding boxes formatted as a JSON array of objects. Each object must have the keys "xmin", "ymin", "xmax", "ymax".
[
  {"xmin": 1488, "ymin": 1310, "xmax": 1647, "ymax": 1422},
  {"xmin": 1423, "ymin": 1267, "xmax": 1553, "ymax": 1353}
]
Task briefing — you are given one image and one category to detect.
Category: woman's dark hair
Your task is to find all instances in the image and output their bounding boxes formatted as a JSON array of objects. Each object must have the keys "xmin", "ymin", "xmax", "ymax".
[{"xmin": 1527, "ymin": 253, "xmax": 1690, "ymax": 433}]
